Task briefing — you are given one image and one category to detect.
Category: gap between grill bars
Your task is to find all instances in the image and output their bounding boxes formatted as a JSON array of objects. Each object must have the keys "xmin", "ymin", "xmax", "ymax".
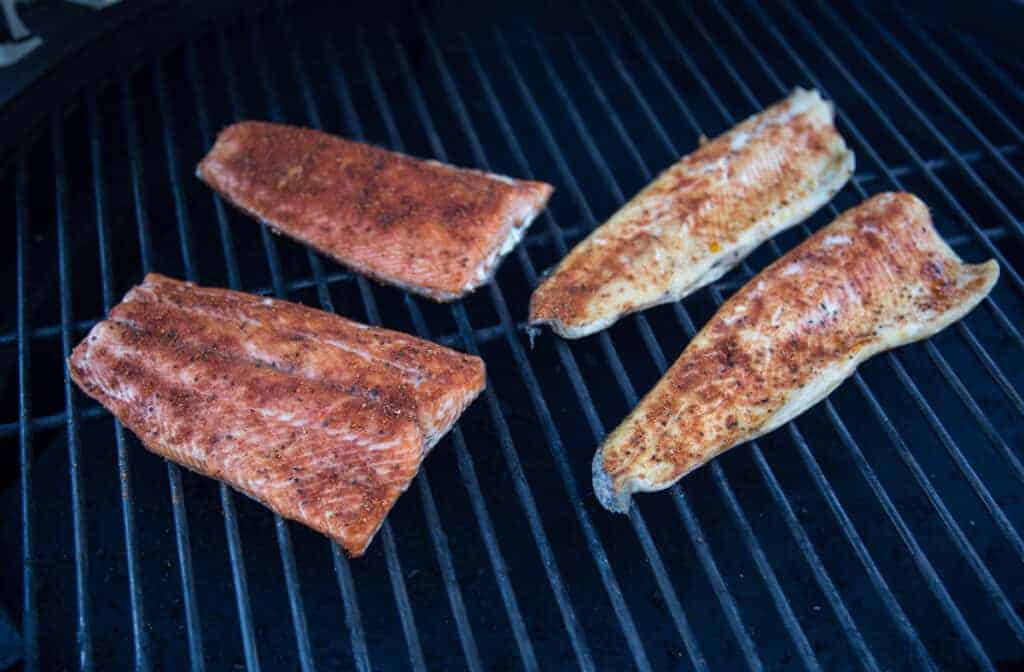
[{"xmin": 10, "ymin": 1, "xmax": 1023, "ymax": 671}]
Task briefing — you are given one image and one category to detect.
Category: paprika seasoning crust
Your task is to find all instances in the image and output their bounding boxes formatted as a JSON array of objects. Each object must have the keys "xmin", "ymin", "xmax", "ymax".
[
  {"xmin": 198, "ymin": 122, "xmax": 553, "ymax": 301},
  {"xmin": 530, "ymin": 88, "xmax": 854, "ymax": 338},
  {"xmin": 69, "ymin": 274, "xmax": 486, "ymax": 556},
  {"xmin": 594, "ymin": 193, "xmax": 998, "ymax": 513}
]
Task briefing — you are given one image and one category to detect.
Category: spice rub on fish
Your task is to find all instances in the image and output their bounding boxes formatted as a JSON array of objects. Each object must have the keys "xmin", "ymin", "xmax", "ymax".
[
  {"xmin": 69, "ymin": 274, "xmax": 486, "ymax": 556},
  {"xmin": 530, "ymin": 87, "xmax": 854, "ymax": 338},
  {"xmin": 197, "ymin": 122, "xmax": 553, "ymax": 301},
  {"xmin": 594, "ymin": 193, "xmax": 998, "ymax": 513}
]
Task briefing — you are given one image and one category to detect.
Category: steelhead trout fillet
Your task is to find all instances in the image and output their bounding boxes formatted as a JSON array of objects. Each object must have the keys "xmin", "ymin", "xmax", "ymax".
[
  {"xmin": 593, "ymin": 193, "xmax": 998, "ymax": 513},
  {"xmin": 198, "ymin": 122, "xmax": 553, "ymax": 301},
  {"xmin": 530, "ymin": 88, "xmax": 854, "ymax": 338},
  {"xmin": 69, "ymin": 274, "xmax": 486, "ymax": 556}
]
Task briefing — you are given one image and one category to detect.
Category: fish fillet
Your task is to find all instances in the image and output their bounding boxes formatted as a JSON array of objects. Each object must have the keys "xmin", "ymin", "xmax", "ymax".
[
  {"xmin": 594, "ymin": 193, "xmax": 998, "ymax": 513},
  {"xmin": 198, "ymin": 122, "xmax": 553, "ymax": 301},
  {"xmin": 530, "ymin": 87, "xmax": 854, "ymax": 338},
  {"xmin": 69, "ymin": 274, "xmax": 486, "ymax": 556}
]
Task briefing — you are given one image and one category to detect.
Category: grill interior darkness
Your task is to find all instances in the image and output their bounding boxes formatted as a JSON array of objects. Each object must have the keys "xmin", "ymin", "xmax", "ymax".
[{"xmin": 2, "ymin": 0, "xmax": 1023, "ymax": 670}]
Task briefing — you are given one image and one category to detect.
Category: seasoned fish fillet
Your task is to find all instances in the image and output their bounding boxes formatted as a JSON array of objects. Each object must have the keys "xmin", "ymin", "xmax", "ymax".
[
  {"xmin": 198, "ymin": 122, "xmax": 553, "ymax": 301},
  {"xmin": 530, "ymin": 88, "xmax": 854, "ymax": 338},
  {"xmin": 69, "ymin": 274, "xmax": 486, "ymax": 556},
  {"xmin": 594, "ymin": 193, "xmax": 998, "ymax": 513}
]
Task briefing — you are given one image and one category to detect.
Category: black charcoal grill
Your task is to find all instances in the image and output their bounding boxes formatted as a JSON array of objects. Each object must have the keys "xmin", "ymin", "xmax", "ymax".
[{"xmin": 2, "ymin": 1, "xmax": 1023, "ymax": 669}]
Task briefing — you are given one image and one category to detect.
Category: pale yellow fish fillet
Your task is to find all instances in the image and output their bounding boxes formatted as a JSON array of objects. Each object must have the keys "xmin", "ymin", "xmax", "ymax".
[
  {"xmin": 530, "ymin": 87, "xmax": 855, "ymax": 338},
  {"xmin": 594, "ymin": 192, "xmax": 998, "ymax": 513}
]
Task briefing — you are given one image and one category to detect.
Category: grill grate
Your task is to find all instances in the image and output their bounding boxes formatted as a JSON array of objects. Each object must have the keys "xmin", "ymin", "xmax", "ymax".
[{"xmin": 2, "ymin": 1, "xmax": 1023, "ymax": 670}]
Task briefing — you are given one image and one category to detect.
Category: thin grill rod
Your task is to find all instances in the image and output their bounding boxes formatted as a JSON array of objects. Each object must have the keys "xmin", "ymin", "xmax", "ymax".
[
  {"xmin": 593, "ymin": 0, "xmax": 1007, "ymax": 663},
  {"xmin": 675, "ymin": 0, "xmax": 1024, "ymax": 646},
  {"xmin": 555, "ymin": 10, "xmax": 888, "ymax": 666},
  {"xmin": 721, "ymin": 3, "xmax": 1006, "ymax": 666},
  {"xmin": 771, "ymin": 0, "xmax": 1024, "ymax": 567},
  {"xmin": 236, "ymin": 16, "xmax": 426, "ymax": 672},
  {"xmin": 520, "ymin": 23, "xmax": 790, "ymax": 667},
  {"xmin": 159, "ymin": 50, "xmax": 263, "ymax": 672},
  {"xmin": 280, "ymin": 15, "xmax": 486, "ymax": 672},
  {"xmin": 897, "ymin": 14, "xmax": 1024, "ymax": 151},
  {"xmin": 493, "ymin": 24, "xmax": 759, "ymax": 670},
  {"xmin": 227, "ymin": 18, "xmax": 343, "ymax": 672},
  {"xmin": 359, "ymin": 36, "xmax": 598, "ymax": 672},
  {"xmin": 538, "ymin": 17, "xmax": 874, "ymax": 669},
  {"xmin": 86, "ymin": 93, "xmax": 152, "ymax": 672},
  {"xmin": 383, "ymin": 23, "xmax": 547, "ymax": 671},
  {"xmin": 417, "ymin": 19, "xmax": 707, "ymax": 671},
  {"xmin": 183, "ymin": 38, "xmax": 264, "ymax": 672},
  {"xmin": 847, "ymin": 3, "xmax": 1024, "ymax": 242},
  {"xmin": 722, "ymin": 0, "xmax": 1022, "ymax": 639},
  {"xmin": 17, "ymin": 156, "xmax": 38, "ymax": 672},
  {"xmin": 54, "ymin": 115, "xmax": 95, "ymax": 672},
  {"xmin": 798, "ymin": 1, "xmax": 1015, "ymax": 309},
  {"xmin": 0, "ymin": 213, "xmax": 1005, "ymax": 353},
  {"xmin": 120, "ymin": 75, "xmax": 206, "ymax": 672},
  {"xmin": 955, "ymin": 35, "xmax": 1024, "ymax": 112},
  {"xmin": 628, "ymin": 6, "xmax": 937, "ymax": 663},
  {"xmin": 358, "ymin": 28, "xmax": 608, "ymax": 671},
  {"xmin": 313, "ymin": 40, "xmax": 438, "ymax": 672},
  {"xmin": 676, "ymin": 11, "xmax": 1024, "ymax": 426},
  {"xmin": 737, "ymin": 2, "xmax": 1024, "ymax": 560},
  {"xmin": 755, "ymin": 4, "xmax": 1024, "ymax": 340},
  {"xmin": 186, "ymin": 41, "xmax": 241, "ymax": 289},
  {"xmin": 469, "ymin": 24, "xmax": 740, "ymax": 671},
  {"xmin": 204, "ymin": 27, "xmax": 373, "ymax": 672},
  {"xmin": 320, "ymin": 30, "xmax": 542, "ymax": 672},
  {"xmin": 570, "ymin": 12, "xmax": 850, "ymax": 668}
]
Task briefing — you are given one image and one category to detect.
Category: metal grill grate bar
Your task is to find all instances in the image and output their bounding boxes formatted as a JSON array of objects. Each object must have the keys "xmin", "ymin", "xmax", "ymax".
[
  {"xmin": 120, "ymin": 74, "xmax": 206, "ymax": 672},
  {"xmin": 955, "ymin": 34, "xmax": 1024, "ymax": 112},
  {"xmin": 369, "ymin": 24, "xmax": 619, "ymax": 669},
  {"xmin": 280, "ymin": 12, "xmax": 489, "ymax": 669},
  {"xmin": 847, "ymin": 3, "xmax": 1024, "ymax": 243},
  {"xmin": 722, "ymin": 1, "xmax": 1017, "ymax": 666},
  {"xmin": 17, "ymin": 156, "xmax": 38, "ymax": 672},
  {"xmin": 86, "ymin": 93, "xmax": 153, "ymax": 672},
  {"xmin": 671, "ymin": 4, "xmax": 1008, "ymax": 668},
  {"xmin": 558, "ymin": 11, "xmax": 919, "ymax": 668},
  {"xmin": 428, "ymin": 17, "xmax": 712, "ymax": 670},
  {"xmin": 597, "ymin": 0, "xmax": 1023, "ymax": 666},
  {"xmin": 897, "ymin": 14, "xmax": 1024, "ymax": 154},
  {"xmin": 11, "ymin": 3, "xmax": 1024, "ymax": 670},
  {"xmin": 577, "ymin": 6, "xmax": 901, "ymax": 666},
  {"xmin": 180, "ymin": 37, "xmax": 263, "ymax": 672},
  {"xmin": 680, "ymin": 0, "xmax": 1024, "ymax": 642},
  {"xmin": 520, "ymin": 22, "xmax": 776, "ymax": 670},
  {"xmin": 54, "ymin": 115, "xmax": 96, "ymax": 672},
  {"xmin": 567, "ymin": 11, "xmax": 812, "ymax": 668},
  {"xmin": 0, "ymin": 207, "xmax": 1007, "ymax": 353},
  {"xmin": 776, "ymin": 0, "xmax": 1024, "ymax": 578},
  {"xmin": 487, "ymin": 24, "xmax": 740, "ymax": 671}
]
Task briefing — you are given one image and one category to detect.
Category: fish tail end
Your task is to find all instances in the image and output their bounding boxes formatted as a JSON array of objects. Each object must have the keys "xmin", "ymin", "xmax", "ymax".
[{"xmin": 592, "ymin": 450, "xmax": 631, "ymax": 514}]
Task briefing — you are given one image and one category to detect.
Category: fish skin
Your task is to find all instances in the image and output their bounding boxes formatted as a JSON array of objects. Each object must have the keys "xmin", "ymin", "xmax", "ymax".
[
  {"xmin": 594, "ymin": 192, "xmax": 998, "ymax": 513},
  {"xmin": 69, "ymin": 274, "xmax": 486, "ymax": 556},
  {"xmin": 530, "ymin": 87, "xmax": 854, "ymax": 338},
  {"xmin": 197, "ymin": 121, "xmax": 553, "ymax": 301}
]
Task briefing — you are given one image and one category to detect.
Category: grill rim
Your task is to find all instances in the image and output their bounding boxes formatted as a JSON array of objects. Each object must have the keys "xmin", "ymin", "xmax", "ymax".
[{"xmin": 7, "ymin": 1, "xmax": 1024, "ymax": 670}]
